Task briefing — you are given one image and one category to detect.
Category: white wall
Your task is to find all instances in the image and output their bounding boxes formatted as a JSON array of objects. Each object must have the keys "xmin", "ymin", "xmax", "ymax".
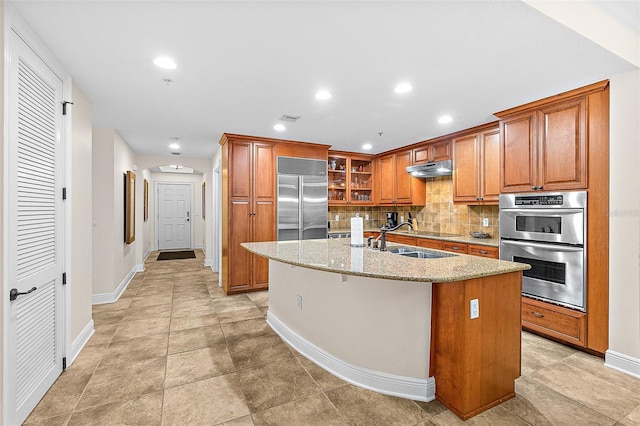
[
  {"xmin": 113, "ymin": 133, "xmax": 138, "ymax": 285},
  {"xmin": 607, "ymin": 69, "xmax": 640, "ymax": 369},
  {"xmin": 69, "ymin": 82, "xmax": 93, "ymax": 346},
  {"xmin": 92, "ymin": 128, "xmax": 115, "ymax": 295}
]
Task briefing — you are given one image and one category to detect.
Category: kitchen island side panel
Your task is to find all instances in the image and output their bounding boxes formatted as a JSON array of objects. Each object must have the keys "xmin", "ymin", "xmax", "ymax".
[{"xmin": 267, "ymin": 260, "xmax": 432, "ymax": 379}]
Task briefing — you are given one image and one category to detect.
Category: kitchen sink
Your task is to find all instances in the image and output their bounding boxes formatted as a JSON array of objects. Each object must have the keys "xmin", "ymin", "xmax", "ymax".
[{"xmin": 387, "ymin": 246, "xmax": 456, "ymax": 259}]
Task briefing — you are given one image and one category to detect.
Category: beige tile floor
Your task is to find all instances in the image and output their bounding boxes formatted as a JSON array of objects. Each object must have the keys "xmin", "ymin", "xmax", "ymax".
[{"xmin": 24, "ymin": 250, "xmax": 640, "ymax": 425}]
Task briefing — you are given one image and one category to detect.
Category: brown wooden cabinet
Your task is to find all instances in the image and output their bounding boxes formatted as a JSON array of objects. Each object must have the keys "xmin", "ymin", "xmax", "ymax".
[
  {"xmin": 222, "ymin": 139, "xmax": 275, "ymax": 294},
  {"xmin": 468, "ymin": 244, "xmax": 498, "ymax": 259},
  {"xmin": 453, "ymin": 126, "xmax": 500, "ymax": 204},
  {"xmin": 413, "ymin": 139, "xmax": 451, "ymax": 164},
  {"xmin": 328, "ymin": 151, "xmax": 374, "ymax": 205},
  {"xmin": 521, "ymin": 297, "xmax": 586, "ymax": 347},
  {"xmin": 498, "ymin": 97, "xmax": 587, "ymax": 193},
  {"xmin": 377, "ymin": 150, "xmax": 425, "ymax": 205},
  {"xmin": 220, "ymin": 134, "xmax": 329, "ymax": 295}
]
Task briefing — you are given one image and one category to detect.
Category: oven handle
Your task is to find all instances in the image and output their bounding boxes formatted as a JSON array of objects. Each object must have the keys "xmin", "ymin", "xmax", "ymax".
[{"xmin": 500, "ymin": 239, "xmax": 583, "ymax": 252}]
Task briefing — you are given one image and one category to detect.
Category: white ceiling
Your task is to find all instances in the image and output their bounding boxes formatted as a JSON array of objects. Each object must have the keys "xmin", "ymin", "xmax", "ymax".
[{"xmin": 8, "ymin": 0, "xmax": 638, "ymax": 160}]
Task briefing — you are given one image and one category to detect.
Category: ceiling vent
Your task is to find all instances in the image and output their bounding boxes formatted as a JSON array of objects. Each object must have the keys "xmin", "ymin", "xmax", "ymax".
[
  {"xmin": 171, "ymin": 152, "xmax": 181, "ymax": 156},
  {"xmin": 279, "ymin": 114, "xmax": 301, "ymax": 123}
]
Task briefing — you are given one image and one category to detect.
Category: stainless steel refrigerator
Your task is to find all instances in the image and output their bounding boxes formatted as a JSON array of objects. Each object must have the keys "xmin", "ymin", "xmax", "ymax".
[{"xmin": 277, "ymin": 156, "xmax": 328, "ymax": 241}]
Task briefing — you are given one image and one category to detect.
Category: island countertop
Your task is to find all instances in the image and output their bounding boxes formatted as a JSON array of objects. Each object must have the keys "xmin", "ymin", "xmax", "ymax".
[{"xmin": 242, "ymin": 238, "xmax": 529, "ymax": 283}]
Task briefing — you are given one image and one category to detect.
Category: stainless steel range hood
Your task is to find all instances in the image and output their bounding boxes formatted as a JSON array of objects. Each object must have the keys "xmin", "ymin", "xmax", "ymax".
[{"xmin": 406, "ymin": 159, "xmax": 453, "ymax": 178}]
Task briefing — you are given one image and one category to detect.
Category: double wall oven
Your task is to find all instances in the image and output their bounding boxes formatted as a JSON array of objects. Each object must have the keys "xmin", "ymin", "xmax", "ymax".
[{"xmin": 499, "ymin": 191, "xmax": 586, "ymax": 312}]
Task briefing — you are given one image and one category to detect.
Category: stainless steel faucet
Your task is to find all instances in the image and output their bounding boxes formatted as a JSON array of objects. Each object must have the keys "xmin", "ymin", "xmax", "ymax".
[{"xmin": 368, "ymin": 221, "xmax": 414, "ymax": 251}]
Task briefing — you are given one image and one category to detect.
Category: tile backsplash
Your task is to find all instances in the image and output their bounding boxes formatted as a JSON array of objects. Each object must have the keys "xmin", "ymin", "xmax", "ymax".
[{"xmin": 328, "ymin": 176, "xmax": 499, "ymax": 238}]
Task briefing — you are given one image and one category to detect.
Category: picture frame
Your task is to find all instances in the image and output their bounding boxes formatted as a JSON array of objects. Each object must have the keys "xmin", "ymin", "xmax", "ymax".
[
  {"xmin": 143, "ymin": 178, "xmax": 149, "ymax": 222},
  {"xmin": 202, "ymin": 181, "xmax": 206, "ymax": 220},
  {"xmin": 124, "ymin": 170, "xmax": 136, "ymax": 244}
]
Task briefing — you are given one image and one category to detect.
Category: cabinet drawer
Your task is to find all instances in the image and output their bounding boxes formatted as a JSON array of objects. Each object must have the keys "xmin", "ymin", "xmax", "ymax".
[
  {"xmin": 387, "ymin": 234, "xmax": 417, "ymax": 245},
  {"xmin": 416, "ymin": 238, "xmax": 443, "ymax": 250},
  {"xmin": 442, "ymin": 242, "xmax": 468, "ymax": 254},
  {"xmin": 468, "ymin": 245, "xmax": 498, "ymax": 259},
  {"xmin": 522, "ymin": 297, "xmax": 586, "ymax": 346}
]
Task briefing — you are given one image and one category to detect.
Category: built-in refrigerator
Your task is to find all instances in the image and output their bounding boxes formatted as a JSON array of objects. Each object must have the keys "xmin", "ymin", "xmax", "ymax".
[{"xmin": 277, "ymin": 156, "xmax": 328, "ymax": 241}]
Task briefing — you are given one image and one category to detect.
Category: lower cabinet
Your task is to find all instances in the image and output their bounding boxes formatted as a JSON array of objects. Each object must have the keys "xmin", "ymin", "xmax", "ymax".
[
  {"xmin": 468, "ymin": 244, "xmax": 498, "ymax": 259},
  {"xmin": 442, "ymin": 242, "xmax": 468, "ymax": 254},
  {"xmin": 521, "ymin": 297, "xmax": 586, "ymax": 347}
]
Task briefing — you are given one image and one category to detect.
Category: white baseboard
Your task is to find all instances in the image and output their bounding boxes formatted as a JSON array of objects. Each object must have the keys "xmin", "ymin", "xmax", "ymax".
[
  {"xmin": 605, "ymin": 350, "xmax": 640, "ymax": 379},
  {"xmin": 67, "ymin": 319, "xmax": 94, "ymax": 367},
  {"xmin": 195, "ymin": 244, "xmax": 205, "ymax": 251},
  {"xmin": 267, "ymin": 311, "xmax": 435, "ymax": 402},
  {"xmin": 144, "ymin": 248, "xmax": 153, "ymax": 261},
  {"xmin": 92, "ymin": 264, "xmax": 139, "ymax": 305}
]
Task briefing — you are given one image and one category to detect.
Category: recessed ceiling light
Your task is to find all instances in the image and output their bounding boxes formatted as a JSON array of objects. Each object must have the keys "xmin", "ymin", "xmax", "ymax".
[
  {"xmin": 394, "ymin": 83, "xmax": 413, "ymax": 94},
  {"xmin": 362, "ymin": 143, "xmax": 372, "ymax": 150},
  {"xmin": 438, "ymin": 115, "xmax": 453, "ymax": 124},
  {"xmin": 169, "ymin": 143, "xmax": 180, "ymax": 150},
  {"xmin": 153, "ymin": 57, "xmax": 177, "ymax": 70},
  {"xmin": 273, "ymin": 123, "xmax": 286, "ymax": 131},
  {"xmin": 315, "ymin": 90, "xmax": 332, "ymax": 100}
]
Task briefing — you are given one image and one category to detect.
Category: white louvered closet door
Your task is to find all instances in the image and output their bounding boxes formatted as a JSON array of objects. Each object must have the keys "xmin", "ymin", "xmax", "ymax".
[{"xmin": 6, "ymin": 30, "xmax": 64, "ymax": 426}]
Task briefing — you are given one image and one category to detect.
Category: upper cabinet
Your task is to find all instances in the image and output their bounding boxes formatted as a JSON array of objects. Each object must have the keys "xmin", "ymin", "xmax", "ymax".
[
  {"xmin": 453, "ymin": 125, "xmax": 500, "ymax": 204},
  {"xmin": 497, "ymin": 96, "xmax": 587, "ymax": 193},
  {"xmin": 328, "ymin": 151, "xmax": 374, "ymax": 205},
  {"xmin": 376, "ymin": 150, "xmax": 425, "ymax": 205},
  {"xmin": 412, "ymin": 139, "xmax": 451, "ymax": 164}
]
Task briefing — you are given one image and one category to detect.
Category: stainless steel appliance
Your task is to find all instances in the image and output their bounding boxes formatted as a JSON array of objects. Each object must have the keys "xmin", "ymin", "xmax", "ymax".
[
  {"xmin": 385, "ymin": 212, "xmax": 398, "ymax": 227},
  {"xmin": 277, "ymin": 156, "xmax": 328, "ymax": 241},
  {"xmin": 499, "ymin": 191, "xmax": 586, "ymax": 311},
  {"xmin": 406, "ymin": 159, "xmax": 453, "ymax": 178}
]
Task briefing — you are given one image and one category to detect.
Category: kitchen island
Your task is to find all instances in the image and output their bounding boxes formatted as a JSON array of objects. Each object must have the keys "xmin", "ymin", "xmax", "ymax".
[{"xmin": 242, "ymin": 238, "xmax": 529, "ymax": 419}]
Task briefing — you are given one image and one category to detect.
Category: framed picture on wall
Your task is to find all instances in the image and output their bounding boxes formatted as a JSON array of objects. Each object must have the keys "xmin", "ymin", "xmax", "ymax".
[
  {"xmin": 202, "ymin": 182, "xmax": 206, "ymax": 220},
  {"xmin": 143, "ymin": 179, "xmax": 149, "ymax": 222},
  {"xmin": 124, "ymin": 170, "xmax": 136, "ymax": 244}
]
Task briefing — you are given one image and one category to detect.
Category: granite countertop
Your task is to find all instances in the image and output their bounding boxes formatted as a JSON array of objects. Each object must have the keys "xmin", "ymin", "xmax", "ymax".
[
  {"xmin": 242, "ymin": 239, "xmax": 529, "ymax": 283},
  {"xmin": 328, "ymin": 228, "xmax": 500, "ymax": 247}
]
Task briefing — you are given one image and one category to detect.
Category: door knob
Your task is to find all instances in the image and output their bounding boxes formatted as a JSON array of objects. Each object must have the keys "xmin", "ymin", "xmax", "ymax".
[{"xmin": 10, "ymin": 287, "xmax": 37, "ymax": 301}]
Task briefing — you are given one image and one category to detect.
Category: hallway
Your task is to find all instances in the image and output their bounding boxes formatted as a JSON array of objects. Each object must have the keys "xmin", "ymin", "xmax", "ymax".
[{"xmin": 23, "ymin": 250, "xmax": 640, "ymax": 425}]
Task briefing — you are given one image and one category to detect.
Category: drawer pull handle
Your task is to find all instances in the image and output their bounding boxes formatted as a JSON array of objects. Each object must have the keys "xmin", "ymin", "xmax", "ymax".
[
  {"xmin": 451, "ymin": 246, "xmax": 459, "ymax": 250},
  {"xmin": 478, "ymin": 250, "xmax": 488, "ymax": 254},
  {"xmin": 531, "ymin": 311, "xmax": 545, "ymax": 318}
]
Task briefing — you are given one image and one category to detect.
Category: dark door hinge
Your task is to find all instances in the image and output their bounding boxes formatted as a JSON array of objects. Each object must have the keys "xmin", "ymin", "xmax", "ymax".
[
  {"xmin": 62, "ymin": 187, "xmax": 67, "ymax": 200},
  {"xmin": 62, "ymin": 357, "xmax": 67, "ymax": 370},
  {"xmin": 62, "ymin": 272, "xmax": 67, "ymax": 285},
  {"xmin": 62, "ymin": 101, "xmax": 74, "ymax": 115}
]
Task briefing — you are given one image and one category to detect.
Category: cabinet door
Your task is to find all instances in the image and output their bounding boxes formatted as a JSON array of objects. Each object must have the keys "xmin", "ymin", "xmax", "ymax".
[
  {"xmin": 377, "ymin": 155, "xmax": 396, "ymax": 204},
  {"xmin": 394, "ymin": 151, "xmax": 413, "ymax": 203},
  {"xmin": 453, "ymin": 134, "xmax": 480, "ymax": 203},
  {"xmin": 252, "ymin": 200, "xmax": 275, "ymax": 289},
  {"xmin": 481, "ymin": 128, "xmax": 500, "ymax": 203},
  {"xmin": 501, "ymin": 113, "xmax": 536, "ymax": 193},
  {"xmin": 253, "ymin": 143, "xmax": 275, "ymax": 201},
  {"xmin": 230, "ymin": 142, "xmax": 252, "ymax": 199},
  {"xmin": 537, "ymin": 99, "xmax": 587, "ymax": 191},
  {"xmin": 227, "ymin": 200, "xmax": 252, "ymax": 293},
  {"xmin": 431, "ymin": 140, "xmax": 452, "ymax": 161}
]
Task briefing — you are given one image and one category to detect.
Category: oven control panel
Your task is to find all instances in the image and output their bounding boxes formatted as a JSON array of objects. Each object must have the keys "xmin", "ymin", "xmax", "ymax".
[{"xmin": 514, "ymin": 195, "xmax": 564, "ymax": 206}]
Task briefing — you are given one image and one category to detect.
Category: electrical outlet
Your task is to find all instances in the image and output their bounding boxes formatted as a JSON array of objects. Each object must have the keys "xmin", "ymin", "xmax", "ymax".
[
  {"xmin": 470, "ymin": 299, "xmax": 479, "ymax": 319},
  {"xmin": 335, "ymin": 214, "xmax": 340, "ymax": 221},
  {"xmin": 482, "ymin": 218, "xmax": 489, "ymax": 227},
  {"xmin": 297, "ymin": 295, "xmax": 303, "ymax": 310}
]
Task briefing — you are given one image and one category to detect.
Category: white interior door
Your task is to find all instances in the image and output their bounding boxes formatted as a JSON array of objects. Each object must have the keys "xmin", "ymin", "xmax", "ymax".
[
  {"xmin": 6, "ymin": 30, "xmax": 65, "ymax": 425},
  {"xmin": 157, "ymin": 183, "xmax": 192, "ymax": 250}
]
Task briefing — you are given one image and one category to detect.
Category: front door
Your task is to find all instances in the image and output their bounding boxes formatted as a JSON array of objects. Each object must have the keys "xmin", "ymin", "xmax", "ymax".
[
  {"xmin": 6, "ymin": 29, "xmax": 65, "ymax": 425},
  {"xmin": 157, "ymin": 183, "xmax": 192, "ymax": 250}
]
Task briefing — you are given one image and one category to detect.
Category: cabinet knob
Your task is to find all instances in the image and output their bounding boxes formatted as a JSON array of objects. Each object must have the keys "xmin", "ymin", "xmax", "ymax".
[
  {"xmin": 531, "ymin": 186, "xmax": 536, "ymax": 190},
  {"xmin": 537, "ymin": 185, "xmax": 543, "ymax": 190}
]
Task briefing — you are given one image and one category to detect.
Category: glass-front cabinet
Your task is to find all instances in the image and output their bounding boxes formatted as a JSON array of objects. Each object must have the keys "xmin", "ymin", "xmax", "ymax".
[{"xmin": 328, "ymin": 151, "xmax": 374, "ymax": 205}]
